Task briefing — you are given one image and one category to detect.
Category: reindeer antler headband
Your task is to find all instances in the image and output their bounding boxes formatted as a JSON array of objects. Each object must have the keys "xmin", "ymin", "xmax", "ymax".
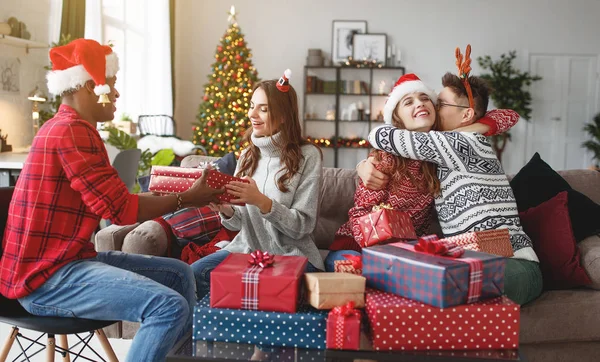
[{"xmin": 455, "ymin": 44, "xmax": 474, "ymax": 109}]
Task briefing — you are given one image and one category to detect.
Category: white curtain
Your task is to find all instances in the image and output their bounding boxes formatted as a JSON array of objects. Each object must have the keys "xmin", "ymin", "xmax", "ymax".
[
  {"xmin": 84, "ymin": 0, "xmax": 173, "ymax": 123},
  {"xmin": 48, "ymin": 0, "xmax": 64, "ymax": 44}
]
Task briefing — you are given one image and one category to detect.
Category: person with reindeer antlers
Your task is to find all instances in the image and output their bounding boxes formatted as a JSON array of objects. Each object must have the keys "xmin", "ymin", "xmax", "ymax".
[{"xmin": 360, "ymin": 45, "xmax": 542, "ymax": 305}]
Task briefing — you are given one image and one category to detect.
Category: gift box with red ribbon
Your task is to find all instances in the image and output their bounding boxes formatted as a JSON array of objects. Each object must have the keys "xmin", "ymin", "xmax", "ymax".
[
  {"xmin": 148, "ymin": 165, "xmax": 249, "ymax": 204},
  {"xmin": 356, "ymin": 205, "xmax": 416, "ymax": 247},
  {"xmin": 333, "ymin": 253, "xmax": 362, "ymax": 275},
  {"xmin": 210, "ymin": 252, "xmax": 307, "ymax": 313},
  {"xmin": 326, "ymin": 302, "xmax": 362, "ymax": 350},
  {"xmin": 365, "ymin": 288, "xmax": 520, "ymax": 351},
  {"xmin": 362, "ymin": 237, "xmax": 505, "ymax": 308}
]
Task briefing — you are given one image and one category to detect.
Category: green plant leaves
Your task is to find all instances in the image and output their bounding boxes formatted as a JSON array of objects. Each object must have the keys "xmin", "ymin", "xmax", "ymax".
[
  {"xmin": 151, "ymin": 149, "xmax": 175, "ymax": 166},
  {"xmin": 106, "ymin": 127, "xmax": 137, "ymax": 150}
]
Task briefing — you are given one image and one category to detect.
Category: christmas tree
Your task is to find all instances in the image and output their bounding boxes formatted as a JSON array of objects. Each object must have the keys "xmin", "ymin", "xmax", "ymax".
[{"xmin": 192, "ymin": 6, "xmax": 260, "ymax": 157}]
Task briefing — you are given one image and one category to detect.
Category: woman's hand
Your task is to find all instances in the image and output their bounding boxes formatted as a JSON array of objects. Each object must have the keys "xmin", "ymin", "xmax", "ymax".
[
  {"xmin": 226, "ymin": 177, "xmax": 273, "ymax": 213},
  {"xmin": 208, "ymin": 202, "xmax": 234, "ymax": 218}
]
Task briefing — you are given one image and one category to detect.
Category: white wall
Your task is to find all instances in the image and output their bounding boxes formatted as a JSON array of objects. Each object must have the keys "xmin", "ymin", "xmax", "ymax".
[
  {"xmin": 174, "ymin": 0, "xmax": 600, "ymax": 174},
  {"xmin": 0, "ymin": 0, "xmax": 54, "ymax": 149}
]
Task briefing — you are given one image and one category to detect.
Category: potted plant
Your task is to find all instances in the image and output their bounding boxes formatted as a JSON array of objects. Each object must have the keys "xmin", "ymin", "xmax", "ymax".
[
  {"xmin": 105, "ymin": 127, "xmax": 175, "ymax": 193},
  {"xmin": 477, "ymin": 51, "xmax": 542, "ymax": 163},
  {"xmin": 582, "ymin": 113, "xmax": 600, "ymax": 170}
]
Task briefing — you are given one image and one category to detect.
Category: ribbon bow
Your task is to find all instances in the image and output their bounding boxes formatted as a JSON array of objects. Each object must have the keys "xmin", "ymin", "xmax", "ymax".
[
  {"xmin": 372, "ymin": 203, "xmax": 393, "ymax": 211},
  {"xmin": 414, "ymin": 235, "xmax": 465, "ymax": 258},
  {"xmin": 331, "ymin": 301, "xmax": 361, "ymax": 318},
  {"xmin": 248, "ymin": 250, "xmax": 274, "ymax": 268}
]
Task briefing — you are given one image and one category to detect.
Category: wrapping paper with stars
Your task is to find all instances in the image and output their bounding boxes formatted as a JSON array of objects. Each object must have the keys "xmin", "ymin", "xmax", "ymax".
[
  {"xmin": 365, "ymin": 289, "xmax": 520, "ymax": 351},
  {"xmin": 193, "ymin": 295, "xmax": 328, "ymax": 350},
  {"xmin": 362, "ymin": 241, "xmax": 505, "ymax": 308},
  {"xmin": 148, "ymin": 165, "xmax": 249, "ymax": 204}
]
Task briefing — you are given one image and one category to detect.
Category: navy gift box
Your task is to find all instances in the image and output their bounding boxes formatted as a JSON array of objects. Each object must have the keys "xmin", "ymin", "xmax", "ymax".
[{"xmin": 193, "ymin": 295, "xmax": 328, "ymax": 350}]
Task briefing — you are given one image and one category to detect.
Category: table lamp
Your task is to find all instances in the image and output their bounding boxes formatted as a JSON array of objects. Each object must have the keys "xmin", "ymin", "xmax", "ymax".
[{"xmin": 27, "ymin": 86, "xmax": 47, "ymax": 136}]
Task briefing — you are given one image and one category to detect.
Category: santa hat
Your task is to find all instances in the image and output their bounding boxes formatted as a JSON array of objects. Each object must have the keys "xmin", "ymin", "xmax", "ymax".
[
  {"xmin": 276, "ymin": 69, "xmax": 292, "ymax": 92},
  {"xmin": 46, "ymin": 39, "xmax": 119, "ymax": 102},
  {"xmin": 383, "ymin": 73, "xmax": 437, "ymax": 124}
]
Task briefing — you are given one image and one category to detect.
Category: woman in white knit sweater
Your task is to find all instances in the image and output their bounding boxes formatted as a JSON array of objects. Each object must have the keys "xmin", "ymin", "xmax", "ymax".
[{"xmin": 191, "ymin": 71, "xmax": 324, "ymax": 300}]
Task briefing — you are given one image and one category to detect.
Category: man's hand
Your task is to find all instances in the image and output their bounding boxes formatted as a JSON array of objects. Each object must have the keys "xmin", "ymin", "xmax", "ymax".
[
  {"xmin": 227, "ymin": 176, "xmax": 272, "ymax": 214},
  {"xmin": 181, "ymin": 165, "xmax": 225, "ymax": 208},
  {"xmin": 357, "ymin": 157, "xmax": 389, "ymax": 190}
]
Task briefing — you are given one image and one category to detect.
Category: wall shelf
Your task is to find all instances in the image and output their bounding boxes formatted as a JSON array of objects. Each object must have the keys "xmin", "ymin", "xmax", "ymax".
[{"xmin": 0, "ymin": 34, "xmax": 48, "ymax": 53}]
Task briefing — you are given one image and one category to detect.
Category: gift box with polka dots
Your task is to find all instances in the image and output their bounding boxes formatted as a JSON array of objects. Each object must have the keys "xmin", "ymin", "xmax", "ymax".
[
  {"xmin": 149, "ymin": 165, "xmax": 249, "ymax": 204},
  {"xmin": 365, "ymin": 289, "xmax": 520, "ymax": 351},
  {"xmin": 193, "ymin": 295, "xmax": 328, "ymax": 350}
]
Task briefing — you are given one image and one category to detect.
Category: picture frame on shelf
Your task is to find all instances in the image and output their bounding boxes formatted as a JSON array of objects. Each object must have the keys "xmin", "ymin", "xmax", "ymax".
[
  {"xmin": 352, "ymin": 33, "xmax": 387, "ymax": 64},
  {"xmin": 331, "ymin": 20, "xmax": 367, "ymax": 64}
]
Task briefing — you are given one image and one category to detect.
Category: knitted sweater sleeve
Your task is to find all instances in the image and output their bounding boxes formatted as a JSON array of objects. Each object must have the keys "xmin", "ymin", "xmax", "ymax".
[
  {"xmin": 220, "ymin": 152, "xmax": 247, "ymax": 231},
  {"xmin": 368, "ymin": 125, "xmax": 501, "ymax": 173},
  {"xmin": 261, "ymin": 146, "xmax": 323, "ymax": 240}
]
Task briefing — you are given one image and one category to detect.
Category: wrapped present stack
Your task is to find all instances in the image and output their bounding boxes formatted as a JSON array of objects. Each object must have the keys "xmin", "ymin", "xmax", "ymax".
[{"xmin": 358, "ymin": 233, "xmax": 521, "ymax": 351}]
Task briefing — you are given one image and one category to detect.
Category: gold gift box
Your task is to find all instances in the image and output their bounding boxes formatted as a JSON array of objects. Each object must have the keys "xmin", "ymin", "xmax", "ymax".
[{"xmin": 304, "ymin": 272, "xmax": 366, "ymax": 310}]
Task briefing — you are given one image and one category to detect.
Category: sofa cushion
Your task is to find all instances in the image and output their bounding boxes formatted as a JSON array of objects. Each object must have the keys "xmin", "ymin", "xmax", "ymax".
[
  {"xmin": 519, "ymin": 191, "xmax": 591, "ymax": 290},
  {"xmin": 313, "ymin": 168, "xmax": 358, "ymax": 249},
  {"xmin": 510, "ymin": 153, "xmax": 600, "ymax": 241},
  {"xmin": 520, "ymin": 289, "xmax": 600, "ymax": 344},
  {"xmin": 580, "ymin": 234, "xmax": 600, "ymax": 290}
]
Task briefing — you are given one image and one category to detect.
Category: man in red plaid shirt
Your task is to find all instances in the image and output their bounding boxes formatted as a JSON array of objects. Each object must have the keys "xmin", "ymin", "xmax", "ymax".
[{"xmin": 0, "ymin": 39, "xmax": 222, "ymax": 362}]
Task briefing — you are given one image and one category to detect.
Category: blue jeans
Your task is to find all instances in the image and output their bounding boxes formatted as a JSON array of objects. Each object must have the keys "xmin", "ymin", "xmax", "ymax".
[
  {"xmin": 191, "ymin": 250, "xmax": 321, "ymax": 300},
  {"xmin": 324, "ymin": 250, "xmax": 361, "ymax": 272},
  {"xmin": 18, "ymin": 251, "xmax": 196, "ymax": 362}
]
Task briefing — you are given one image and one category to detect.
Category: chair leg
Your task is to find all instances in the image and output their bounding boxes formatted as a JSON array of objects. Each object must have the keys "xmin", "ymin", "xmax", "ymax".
[
  {"xmin": 58, "ymin": 335, "xmax": 70, "ymax": 362},
  {"xmin": 95, "ymin": 329, "xmax": 119, "ymax": 362},
  {"xmin": 47, "ymin": 334, "xmax": 56, "ymax": 362},
  {"xmin": 0, "ymin": 326, "xmax": 18, "ymax": 362}
]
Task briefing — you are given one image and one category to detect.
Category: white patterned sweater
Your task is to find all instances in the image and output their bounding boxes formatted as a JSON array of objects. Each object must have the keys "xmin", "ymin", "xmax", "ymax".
[{"xmin": 368, "ymin": 126, "xmax": 539, "ymax": 262}]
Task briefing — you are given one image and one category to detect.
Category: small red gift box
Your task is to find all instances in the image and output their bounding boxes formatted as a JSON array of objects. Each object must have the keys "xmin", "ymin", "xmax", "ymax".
[
  {"xmin": 210, "ymin": 253, "xmax": 307, "ymax": 313},
  {"xmin": 365, "ymin": 289, "xmax": 520, "ymax": 351},
  {"xmin": 357, "ymin": 205, "xmax": 416, "ymax": 247},
  {"xmin": 148, "ymin": 166, "xmax": 249, "ymax": 204},
  {"xmin": 326, "ymin": 302, "xmax": 361, "ymax": 350},
  {"xmin": 333, "ymin": 253, "xmax": 362, "ymax": 275}
]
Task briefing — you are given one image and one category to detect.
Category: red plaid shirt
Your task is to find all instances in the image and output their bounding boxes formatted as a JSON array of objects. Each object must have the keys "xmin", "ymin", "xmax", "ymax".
[{"xmin": 0, "ymin": 105, "xmax": 139, "ymax": 299}]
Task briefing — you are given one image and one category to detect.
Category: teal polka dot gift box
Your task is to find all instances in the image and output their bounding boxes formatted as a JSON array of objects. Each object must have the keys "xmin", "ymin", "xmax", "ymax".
[{"xmin": 193, "ymin": 295, "xmax": 328, "ymax": 350}]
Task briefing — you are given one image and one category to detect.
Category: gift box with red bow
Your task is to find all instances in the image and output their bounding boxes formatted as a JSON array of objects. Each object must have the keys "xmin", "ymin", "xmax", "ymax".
[
  {"xmin": 210, "ymin": 252, "xmax": 307, "ymax": 313},
  {"xmin": 365, "ymin": 288, "xmax": 520, "ymax": 351},
  {"xmin": 148, "ymin": 165, "xmax": 249, "ymax": 204},
  {"xmin": 356, "ymin": 205, "xmax": 416, "ymax": 247},
  {"xmin": 304, "ymin": 272, "xmax": 366, "ymax": 310},
  {"xmin": 362, "ymin": 237, "xmax": 505, "ymax": 308},
  {"xmin": 326, "ymin": 302, "xmax": 362, "ymax": 350}
]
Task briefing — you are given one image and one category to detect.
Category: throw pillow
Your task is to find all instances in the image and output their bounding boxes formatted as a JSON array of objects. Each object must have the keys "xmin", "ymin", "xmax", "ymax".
[
  {"xmin": 510, "ymin": 152, "xmax": 600, "ymax": 242},
  {"xmin": 162, "ymin": 206, "xmax": 221, "ymax": 245},
  {"xmin": 214, "ymin": 151, "xmax": 237, "ymax": 176},
  {"xmin": 519, "ymin": 191, "xmax": 592, "ymax": 290},
  {"xmin": 509, "ymin": 152, "xmax": 571, "ymax": 211}
]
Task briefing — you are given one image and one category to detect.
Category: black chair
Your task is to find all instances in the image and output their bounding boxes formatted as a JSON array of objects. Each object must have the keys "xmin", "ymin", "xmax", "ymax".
[
  {"xmin": 0, "ymin": 187, "xmax": 119, "ymax": 362},
  {"xmin": 138, "ymin": 114, "xmax": 177, "ymax": 137}
]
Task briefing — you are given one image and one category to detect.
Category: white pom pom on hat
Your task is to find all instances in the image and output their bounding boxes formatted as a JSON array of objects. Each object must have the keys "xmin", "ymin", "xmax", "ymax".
[
  {"xmin": 277, "ymin": 68, "xmax": 292, "ymax": 92},
  {"xmin": 383, "ymin": 73, "xmax": 438, "ymax": 124}
]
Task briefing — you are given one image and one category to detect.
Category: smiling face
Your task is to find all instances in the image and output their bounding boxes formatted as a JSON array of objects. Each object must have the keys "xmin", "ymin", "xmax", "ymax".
[
  {"xmin": 393, "ymin": 92, "xmax": 437, "ymax": 131},
  {"xmin": 248, "ymin": 87, "xmax": 278, "ymax": 137}
]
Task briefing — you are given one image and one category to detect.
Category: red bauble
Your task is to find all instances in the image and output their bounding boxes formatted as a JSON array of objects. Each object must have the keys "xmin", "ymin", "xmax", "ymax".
[
  {"xmin": 235, "ymin": 54, "xmax": 241, "ymax": 61},
  {"xmin": 201, "ymin": 139, "xmax": 206, "ymax": 144},
  {"xmin": 243, "ymin": 63, "xmax": 249, "ymax": 69},
  {"xmin": 207, "ymin": 121, "xmax": 213, "ymax": 127},
  {"xmin": 203, "ymin": 95, "xmax": 208, "ymax": 101},
  {"xmin": 217, "ymin": 46, "xmax": 223, "ymax": 52},
  {"xmin": 221, "ymin": 57, "xmax": 227, "ymax": 62},
  {"xmin": 216, "ymin": 78, "xmax": 221, "ymax": 82},
  {"xmin": 212, "ymin": 144, "xmax": 219, "ymax": 151},
  {"xmin": 238, "ymin": 41, "xmax": 244, "ymax": 47}
]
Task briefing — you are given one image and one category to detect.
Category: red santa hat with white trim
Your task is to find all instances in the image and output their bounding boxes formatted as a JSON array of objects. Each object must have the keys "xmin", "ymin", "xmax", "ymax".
[
  {"xmin": 46, "ymin": 38, "xmax": 119, "ymax": 104},
  {"xmin": 383, "ymin": 73, "xmax": 437, "ymax": 124}
]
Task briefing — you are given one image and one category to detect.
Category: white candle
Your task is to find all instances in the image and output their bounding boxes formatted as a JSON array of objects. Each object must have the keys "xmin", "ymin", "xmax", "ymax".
[{"xmin": 391, "ymin": 45, "xmax": 396, "ymax": 57}]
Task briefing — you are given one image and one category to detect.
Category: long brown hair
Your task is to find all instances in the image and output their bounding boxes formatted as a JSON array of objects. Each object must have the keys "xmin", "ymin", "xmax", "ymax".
[
  {"xmin": 373, "ymin": 100, "xmax": 441, "ymax": 196},
  {"xmin": 236, "ymin": 79, "xmax": 321, "ymax": 192}
]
